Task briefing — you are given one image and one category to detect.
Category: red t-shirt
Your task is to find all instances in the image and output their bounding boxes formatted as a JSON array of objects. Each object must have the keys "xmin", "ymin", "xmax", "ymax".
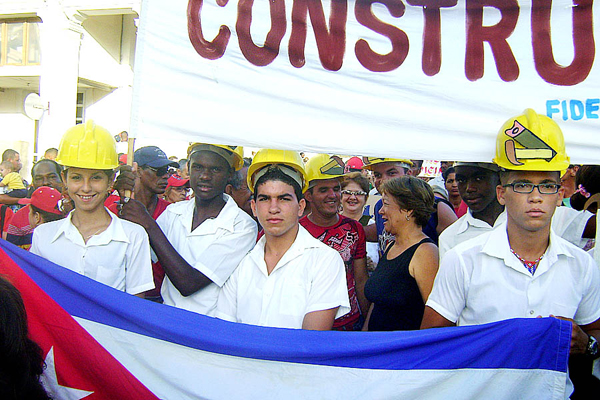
[
  {"xmin": 107, "ymin": 197, "xmax": 171, "ymax": 300},
  {"xmin": 299, "ymin": 214, "xmax": 367, "ymax": 330},
  {"xmin": 455, "ymin": 200, "xmax": 468, "ymax": 218}
]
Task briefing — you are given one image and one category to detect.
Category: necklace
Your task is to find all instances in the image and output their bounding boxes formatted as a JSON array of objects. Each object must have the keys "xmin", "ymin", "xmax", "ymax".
[
  {"xmin": 82, "ymin": 226, "xmax": 106, "ymax": 242},
  {"xmin": 510, "ymin": 248, "xmax": 544, "ymax": 276},
  {"xmin": 72, "ymin": 213, "xmax": 110, "ymax": 243}
]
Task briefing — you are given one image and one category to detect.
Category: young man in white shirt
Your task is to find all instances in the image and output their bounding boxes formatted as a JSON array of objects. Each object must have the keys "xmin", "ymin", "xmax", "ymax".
[
  {"xmin": 422, "ymin": 109, "xmax": 600, "ymax": 398},
  {"xmin": 119, "ymin": 144, "xmax": 257, "ymax": 316},
  {"xmin": 216, "ymin": 149, "xmax": 350, "ymax": 330},
  {"xmin": 437, "ymin": 162, "xmax": 595, "ymax": 259}
]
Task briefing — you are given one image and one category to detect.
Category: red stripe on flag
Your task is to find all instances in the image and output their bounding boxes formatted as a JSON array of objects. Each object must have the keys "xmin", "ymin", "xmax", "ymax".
[{"xmin": 0, "ymin": 247, "xmax": 160, "ymax": 399}]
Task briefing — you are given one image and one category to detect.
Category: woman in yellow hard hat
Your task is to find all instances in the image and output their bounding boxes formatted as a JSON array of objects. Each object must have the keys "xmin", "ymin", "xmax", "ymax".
[{"xmin": 30, "ymin": 121, "xmax": 154, "ymax": 297}]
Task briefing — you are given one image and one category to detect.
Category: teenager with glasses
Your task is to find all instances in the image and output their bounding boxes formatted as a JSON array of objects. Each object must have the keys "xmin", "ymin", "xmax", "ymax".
[
  {"xmin": 422, "ymin": 109, "xmax": 600, "ymax": 399},
  {"xmin": 437, "ymin": 161, "xmax": 596, "ymax": 261}
]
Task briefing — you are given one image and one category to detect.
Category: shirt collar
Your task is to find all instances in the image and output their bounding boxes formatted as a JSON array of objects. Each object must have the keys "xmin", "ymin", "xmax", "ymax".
[
  {"xmin": 481, "ymin": 221, "xmax": 575, "ymax": 276},
  {"xmin": 251, "ymin": 225, "xmax": 323, "ymax": 275},
  {"xmin": 177, "ymin": 194, "xmax": 240, "ymax": 235},
  {"xmin": 51, "ymin": 208, "xmax": 129, "ymax": 246}
]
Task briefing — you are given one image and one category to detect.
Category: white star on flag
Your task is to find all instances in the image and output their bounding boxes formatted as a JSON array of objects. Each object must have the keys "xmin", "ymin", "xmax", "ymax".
[{"xmin": 40, "ymin": 347, "xmax": 94, "ymax": 399}]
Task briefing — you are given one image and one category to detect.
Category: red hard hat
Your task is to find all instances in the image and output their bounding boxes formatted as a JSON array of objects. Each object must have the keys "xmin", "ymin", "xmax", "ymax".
[{"xmin": 345, "ymin": 156, "xmax": 364, "ymax": 173}]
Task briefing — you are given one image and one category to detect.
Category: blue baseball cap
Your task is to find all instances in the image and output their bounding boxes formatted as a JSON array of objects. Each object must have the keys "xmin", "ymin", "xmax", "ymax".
[{"xmin": 134, "ymin": 146, "xmax": 179, "ymax": 169}]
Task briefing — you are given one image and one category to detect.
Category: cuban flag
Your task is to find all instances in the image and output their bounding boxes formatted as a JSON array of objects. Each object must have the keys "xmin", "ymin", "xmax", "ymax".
[{"xmin": 0, "ymin": 239, "xmax": 571, "ymax": 399}]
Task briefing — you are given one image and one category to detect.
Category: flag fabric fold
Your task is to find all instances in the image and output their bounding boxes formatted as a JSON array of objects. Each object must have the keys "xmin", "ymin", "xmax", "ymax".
[{"xmin": 0, "ymin": 239, "xmax": 570, "ymax": 399}]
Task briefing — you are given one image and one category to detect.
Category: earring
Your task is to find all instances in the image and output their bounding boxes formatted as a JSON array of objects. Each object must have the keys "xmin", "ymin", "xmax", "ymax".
[{"xmin": 406, "ymin": 215, "xmax": 410, "ymax": 221}]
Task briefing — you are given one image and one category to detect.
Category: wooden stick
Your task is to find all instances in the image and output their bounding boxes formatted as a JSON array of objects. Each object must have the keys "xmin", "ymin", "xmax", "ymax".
[{"xmin": 125, "ymin": 137, "xmax": 136, "ymax": 198}]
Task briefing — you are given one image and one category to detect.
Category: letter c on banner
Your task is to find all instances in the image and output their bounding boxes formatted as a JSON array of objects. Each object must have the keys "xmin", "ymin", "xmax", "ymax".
[{"xmin": 188, "ymin": 0, "xmax": 231, "ymax": 60}]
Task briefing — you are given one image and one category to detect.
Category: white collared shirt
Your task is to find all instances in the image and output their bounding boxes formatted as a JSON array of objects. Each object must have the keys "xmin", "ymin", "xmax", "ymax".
[
  {"xmin": 428, "ymin": 222, "xmax": 600, "ymax": 327},
  {"xmin": 216, "ymin": 226, "xmax": 351, "ymax": 329},
  {"xmin": 157, "ymin": 194, "xmax": 257, "ymax": 316},
  {"xmin": 438, "ymin": 207, "xmax": 593, "ymax": 260},
  {"xmin": 31, "ymin": 209, "xmax": 154, "ymax": 295}
]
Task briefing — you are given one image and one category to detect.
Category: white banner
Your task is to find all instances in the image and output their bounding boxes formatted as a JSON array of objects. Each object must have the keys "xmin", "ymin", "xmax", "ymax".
[{"xmin": 132, "ymin": 0, "xmax": 600, "ymax": 163}]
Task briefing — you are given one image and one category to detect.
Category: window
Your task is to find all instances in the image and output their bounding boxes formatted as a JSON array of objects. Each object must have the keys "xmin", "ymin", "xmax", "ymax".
[
  {"xmin": 0, "ymin": 19, "xmax": 41, "ymax": 66},
  {"xmin": 75, "ymin": 92, "xmax": 85, "ymax": 125}
]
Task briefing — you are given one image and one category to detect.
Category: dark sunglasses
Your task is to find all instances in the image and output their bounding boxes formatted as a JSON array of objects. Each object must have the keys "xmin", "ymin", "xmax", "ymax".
[{"xmin": 145, "ymin": 165, "xmax": 177, "ymax": 176}]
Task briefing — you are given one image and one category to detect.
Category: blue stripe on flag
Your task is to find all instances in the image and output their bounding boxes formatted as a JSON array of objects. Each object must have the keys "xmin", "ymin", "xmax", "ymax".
[{"xmin": 1, "ymin": 240, "xmax": 570, "ymax": 372}]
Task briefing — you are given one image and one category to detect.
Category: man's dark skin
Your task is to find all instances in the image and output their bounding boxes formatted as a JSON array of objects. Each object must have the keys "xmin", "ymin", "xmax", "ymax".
[
  {"xmin": 0, "ymin": 159, "xmax": 62, "ymax": 205},
  {"xmin": 455, "ymin": 165, "xmax": 595, "ymax": 238},
  {"xmin": 119, "ymin": 150, "xmax": 233, "ymax": 296}
]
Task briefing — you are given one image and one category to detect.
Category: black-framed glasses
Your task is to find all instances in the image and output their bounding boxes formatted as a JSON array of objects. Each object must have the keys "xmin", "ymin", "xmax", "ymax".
[
  {"xmin": 145, "ymin": 165, "xmax": 177, "ymax": 176},
  {"xmin": 502, "ymin": 182, "xmax": 561, "ymax": 194},
  {"xmin": 341, "ymin": 190, "xmax": 367, "ymax": 197}
]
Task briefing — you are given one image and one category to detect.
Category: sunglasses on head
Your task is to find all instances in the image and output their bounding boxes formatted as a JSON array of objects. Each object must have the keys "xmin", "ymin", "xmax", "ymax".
[{"xmin": 145, "ymin": 165, "xmax": 177, "ymax": 176}]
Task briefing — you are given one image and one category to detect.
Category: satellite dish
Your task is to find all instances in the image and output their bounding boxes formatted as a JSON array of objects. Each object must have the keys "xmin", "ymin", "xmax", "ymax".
[{"xmin": 24, "ymin": 93, "xmax": 47, "ymax": 120}]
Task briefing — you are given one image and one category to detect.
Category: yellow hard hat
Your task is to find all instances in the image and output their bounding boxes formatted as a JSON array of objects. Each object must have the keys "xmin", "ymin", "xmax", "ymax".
[
  {"xmin": 361, "ymin": 157, "xmax": 413, "ymax": 171},
  {"xmin": 187, "ymin": 143, "xmax": 244, "ymax": 171},
  {"xmin": 56, "ymin": 120, "xmax": 118, "ymax": 170},
  {"xmin": 247, "ymin": 149, "xmax": 308, "ymax": 193},
  {"xmin": 305, "ymin": 154, "xmax": 345, "ymax": 185},
  {"xmin": 493, "ymin": 108, "xmax": 570, "ymax": 172}
]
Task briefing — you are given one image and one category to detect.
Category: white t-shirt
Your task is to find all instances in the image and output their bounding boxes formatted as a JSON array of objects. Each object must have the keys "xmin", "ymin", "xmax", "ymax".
[
  {"xmin": 438, "ymin": 207, "xmax": 594, "ymax": 260},
  {"xmin": 428, "ymin": 222, "xmax": 600, "ymax": 327},
  {"xmin": 216, "ymin": 226, "xmax": 351, "ymax": 329},
  {"xmin": 157, "ymin": 195, "xmax": 257, "ymax": 316},
  {"xmin": 31, "ymin": 209, "xmax": 154, "ymax": 295}
]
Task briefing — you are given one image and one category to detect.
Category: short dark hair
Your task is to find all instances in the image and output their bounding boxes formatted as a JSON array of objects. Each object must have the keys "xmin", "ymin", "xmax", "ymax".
[
  {"xmin": 253, "ymin": 167, "xmax": 303, "ymax": 201},
  {"xmin": 442, "ymin": 167, "xmax": 455, "ymax": 182},
  {"xmin": 381, "ymin": 176, "xmax": 435, "ymax": 227},
  {"xmin": 2, "ymin": 149, "xmax": 18, "ymax": 162},
  {"xmin": 498, "ymin": 170, "xmax": 561, "ymax": 185},
  {"xmin": 31, "ymin": 159, "xmax": 62, "ymax": 178},
  {"xmin": 43, "ymin": 148, "xmax": 58, "ymax": 157},
  {"xmin": 228, "ymin": 158, "xmax": 252, "ymax": 190},
  {"xmin": 342, "ymin": 172, "xmax": 370, "ymax": 194},
  {"xmin": 30, "ymin": 204, "xmax": 65, "ymax": 223}
]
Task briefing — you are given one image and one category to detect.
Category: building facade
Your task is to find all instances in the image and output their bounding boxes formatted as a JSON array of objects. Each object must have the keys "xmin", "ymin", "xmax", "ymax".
[{"xmin": 0, "ymin": 0, "xmax": 140, "ymax": 176}]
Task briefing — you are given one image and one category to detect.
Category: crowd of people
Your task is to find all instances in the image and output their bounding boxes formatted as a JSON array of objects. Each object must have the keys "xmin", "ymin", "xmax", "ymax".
[{"xmin": 1, "ymin": 109, "xmax": 600, "ymax": 398}]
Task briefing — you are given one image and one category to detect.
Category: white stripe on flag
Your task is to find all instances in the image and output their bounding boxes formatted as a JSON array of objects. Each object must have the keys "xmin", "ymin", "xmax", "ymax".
[{"xmin": 77, "ymin": 318, "xmax": 568, "ymax": 400}]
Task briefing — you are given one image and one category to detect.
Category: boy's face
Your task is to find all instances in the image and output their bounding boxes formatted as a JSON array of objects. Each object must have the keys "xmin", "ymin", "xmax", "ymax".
[
  {"xmin": 0, "ymin": 165, "xmax": 7, "ymax": 177},
  {"xmin": 455, "ymin": 166, "xmax": 500, "ymax": 214},
  {"xmin": 496, "ymin": 170, "xmax": 563, "ymax": 233},
  {"xmin": 188, "ymin": 151, "xmax": 231, "ymax": 202},
  {"xmin": 251, "ymin": 179, "xmax": 305, "ymax": 238}
]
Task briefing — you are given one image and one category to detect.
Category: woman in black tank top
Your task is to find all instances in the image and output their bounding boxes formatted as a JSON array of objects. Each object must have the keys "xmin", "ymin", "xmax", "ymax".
[{"xmin": 363, "ymin": 176, "xmax": 440, "ymax": 331}]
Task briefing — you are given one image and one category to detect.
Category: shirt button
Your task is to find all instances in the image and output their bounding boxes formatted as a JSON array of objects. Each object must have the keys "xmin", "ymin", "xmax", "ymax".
[{"xmin": 529, "ymin": 310, "xmax": 535, "ymax": 315}]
